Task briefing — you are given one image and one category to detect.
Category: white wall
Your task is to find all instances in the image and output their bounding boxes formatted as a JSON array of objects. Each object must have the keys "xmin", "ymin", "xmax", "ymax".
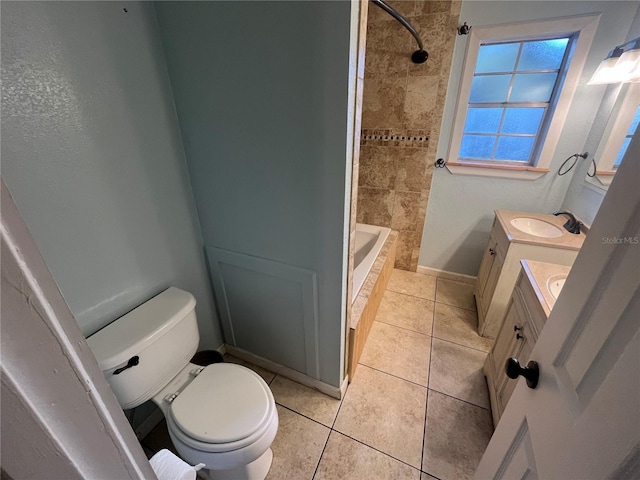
[
  {"xmin": 154, "ymin": 1, "xmax": 353, "ymax": 387},
  {"xmin": 419, "ymin": 1, "xmax": 639, "ymax": 276},
  {"xmin": 1, "ymin": 2, "xmax": 222, "ymax": 349}
]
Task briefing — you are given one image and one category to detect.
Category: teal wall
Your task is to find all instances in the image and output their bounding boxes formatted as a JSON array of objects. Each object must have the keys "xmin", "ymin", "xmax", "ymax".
[
  {"xmin": 154, "ymin": 1, "xmax": 353, "ymax": 387},
  {"xmin": 420, "ymin": 1, "xmax": 640, "ymax": 276},
  {"xmin": 1, "ymin": 2, "xmax": 222, "ymax": 349}
]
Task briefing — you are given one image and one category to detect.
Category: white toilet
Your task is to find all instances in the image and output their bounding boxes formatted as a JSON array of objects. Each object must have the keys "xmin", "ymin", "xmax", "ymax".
[{"xmin": 87, "ymin": 287, "xmax": 278, "ymax": 480}]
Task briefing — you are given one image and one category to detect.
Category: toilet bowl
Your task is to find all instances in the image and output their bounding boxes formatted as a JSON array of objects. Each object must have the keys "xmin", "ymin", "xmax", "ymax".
[{"xmin": 87, "ymin": 287, "xmax": 278, "ymax": 480}]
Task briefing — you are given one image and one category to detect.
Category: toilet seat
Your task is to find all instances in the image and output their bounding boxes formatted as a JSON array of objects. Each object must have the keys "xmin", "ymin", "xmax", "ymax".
[{"xmin": 167, "ymin": 363, "xmax": 276, "ymax": 453}]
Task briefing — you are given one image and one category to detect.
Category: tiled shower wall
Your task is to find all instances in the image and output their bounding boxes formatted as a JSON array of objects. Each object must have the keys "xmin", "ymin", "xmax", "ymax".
[{"xmin": 357, "ymin": 0, "xmax": 461, "ymax": 270}]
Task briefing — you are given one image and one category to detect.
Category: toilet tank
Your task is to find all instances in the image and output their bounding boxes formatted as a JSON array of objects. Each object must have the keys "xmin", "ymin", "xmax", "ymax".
[{"xmin": 87, "ymin": 287, "xmax": 199, "ymax": 409}]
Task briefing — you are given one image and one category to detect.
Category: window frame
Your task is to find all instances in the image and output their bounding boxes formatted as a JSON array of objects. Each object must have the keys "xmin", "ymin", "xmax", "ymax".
[
  {"xmin": 460, "ymin": 38, "xmax": 572, "ymax": 165},
  {"xmin": 588, "ymin": 83, "xmax": 640, "ymax": 188},
  {"xmin": 446, "ymin": 14, "xmax": 600, "ymax": 180}
]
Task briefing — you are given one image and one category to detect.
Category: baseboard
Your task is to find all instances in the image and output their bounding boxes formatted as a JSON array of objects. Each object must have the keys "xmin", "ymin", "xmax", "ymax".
[
  {"xmin": 340, "ymin": 375, "xmax": 349, "ymax": 398},
  {"xmin": 416, "ymin": 266, "xmax": 477, "ymax": 285},
  {"xmin": 133, "ymin": 406, "xmax": 164, "ymax": 441},
  {"xmin": 215, "ymin": 343, "xmax": 227, "ymax": 355},
  {"xmin": 224, "ymin": 345, "xmax": 345, "ymax": 400}
]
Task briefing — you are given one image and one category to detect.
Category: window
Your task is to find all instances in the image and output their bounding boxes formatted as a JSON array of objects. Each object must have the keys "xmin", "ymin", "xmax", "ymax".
[
  {"xmin": 460, "ymin": 38, "xmax": 571, "ymax": 164},
  {"xmin": 446, "ymin": 15, "xmax": 599, "ymax": 179}
]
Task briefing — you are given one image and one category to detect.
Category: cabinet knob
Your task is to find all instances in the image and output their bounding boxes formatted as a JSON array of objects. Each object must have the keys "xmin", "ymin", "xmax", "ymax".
[
  {"xmin": 516, "ymin": 333, "xmax": 524, "ymax": 340},
  {"xmin": 505, "ymin": 358, "xmax": 539, "ymax": 389},
  {"xmin": 513, "ymin": 325, "xmax": 522, "ymax": 332},
  {"xmin": 489, "ymin": 248, "xmax": 496, "ymax": 256}
]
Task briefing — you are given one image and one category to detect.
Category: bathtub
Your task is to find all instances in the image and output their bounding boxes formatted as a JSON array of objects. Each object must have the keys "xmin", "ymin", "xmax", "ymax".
[{"xmin": 353, "ymin": 223, "xmax": 391, "ymax": 301}]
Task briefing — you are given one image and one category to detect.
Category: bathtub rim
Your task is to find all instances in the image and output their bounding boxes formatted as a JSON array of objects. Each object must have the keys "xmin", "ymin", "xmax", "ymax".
[{"xmin": 352, "ymin": 223, "xmax": 391, "ymax": 302}]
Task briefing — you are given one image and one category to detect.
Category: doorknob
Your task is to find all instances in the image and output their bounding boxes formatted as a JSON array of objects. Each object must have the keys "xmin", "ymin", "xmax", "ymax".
[{"xmin": 505, "ymin": 358, "xmax": 539, "ymax": 389}]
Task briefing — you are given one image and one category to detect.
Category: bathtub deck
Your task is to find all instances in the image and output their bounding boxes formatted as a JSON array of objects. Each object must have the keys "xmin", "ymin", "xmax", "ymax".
[{"xmin": 348, "ymin": 231, "xmax": 397, "ymax": 380}]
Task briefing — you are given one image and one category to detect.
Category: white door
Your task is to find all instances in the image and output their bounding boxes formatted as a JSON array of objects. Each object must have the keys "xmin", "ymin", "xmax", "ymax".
[{"xmin": 474, "ymin": 135, "xmax": 640, "ymax": 479}]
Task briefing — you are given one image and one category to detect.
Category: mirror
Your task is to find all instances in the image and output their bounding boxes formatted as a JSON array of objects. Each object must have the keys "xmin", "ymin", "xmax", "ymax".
[
  {"xmin": 561, "ymin": 81, "xmax": 639, "ymax": 226},
  {"xmin": 586, "ymin": 82, "xmax": 640, "ymax": 189}
]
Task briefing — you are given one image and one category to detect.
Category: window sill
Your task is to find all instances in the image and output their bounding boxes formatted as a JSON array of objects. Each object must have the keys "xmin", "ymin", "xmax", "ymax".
[
  {"xmin": 445, "ymin": 162, "xmax": 549, "ymax": 180},
  {"xmin": 585, "ymin": 170, "xmax": 615, "ymax": 189}
]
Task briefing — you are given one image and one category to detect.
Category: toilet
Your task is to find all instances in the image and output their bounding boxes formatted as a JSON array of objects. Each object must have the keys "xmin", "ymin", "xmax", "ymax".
[{"xmin": 87, "ymin": 287, "xmax": 278, "ymax": 480}]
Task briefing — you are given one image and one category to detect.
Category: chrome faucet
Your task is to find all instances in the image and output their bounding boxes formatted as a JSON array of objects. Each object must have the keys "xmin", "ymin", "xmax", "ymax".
[{"xmin": 553, "ymin": 211, "xmax": 582, "ymax": 234}]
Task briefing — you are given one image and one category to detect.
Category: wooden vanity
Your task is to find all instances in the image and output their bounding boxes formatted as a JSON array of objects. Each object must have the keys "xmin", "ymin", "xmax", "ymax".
[
  {"xmin": 484, "ymin": 260, "xmax": 571, "ymax": 426},
  {"xmin": 475, "ymin": 210, "xmax": 585, "ymax": 338}
]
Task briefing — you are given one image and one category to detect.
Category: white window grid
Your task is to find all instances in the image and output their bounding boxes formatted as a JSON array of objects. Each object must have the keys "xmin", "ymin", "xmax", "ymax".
[{"xmin": 461, "ymin": 38, "xmax": 573, "ymax": 164}]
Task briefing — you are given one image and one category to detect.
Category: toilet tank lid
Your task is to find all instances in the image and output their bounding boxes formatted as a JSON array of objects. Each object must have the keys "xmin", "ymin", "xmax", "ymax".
[{"xmin": 87, "ymin": 287, "xmax": 196, "ymax": 371}]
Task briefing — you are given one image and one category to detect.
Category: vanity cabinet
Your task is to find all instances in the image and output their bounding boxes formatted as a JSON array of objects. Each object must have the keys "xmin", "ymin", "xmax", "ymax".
[
  {"xmin": 475, "ymin": 231, "xmax": 506, "ymax": 328},
  {"xmin": 475, "ymin": 210, "xmax": 584, "ymax": 338},
  {"xmin": 484, "ymin": 267, "xmax": 544, "ymax": 426}
]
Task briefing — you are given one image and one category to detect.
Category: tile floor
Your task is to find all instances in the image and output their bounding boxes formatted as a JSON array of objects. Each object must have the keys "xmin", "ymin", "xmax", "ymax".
[{"xmin": 142, "ymin": 270, "xmax": 495, "ymax": 480}]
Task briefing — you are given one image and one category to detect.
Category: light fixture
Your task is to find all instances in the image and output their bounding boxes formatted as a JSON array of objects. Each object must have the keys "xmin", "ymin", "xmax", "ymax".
[
  {"xmin": 588, "ymin": 36, "xmax": 640, "ymax": 85},
  {"xmin": 618, "ymin": 39, "xmax": 640, "ymax": 82}
]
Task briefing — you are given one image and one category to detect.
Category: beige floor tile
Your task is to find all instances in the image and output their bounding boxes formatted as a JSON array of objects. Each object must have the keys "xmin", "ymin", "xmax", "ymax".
[
  {"xmin": 436, "ymin": 278, "xmax": 476, "ymax": 311},
  {"xmin": 223, "ymin": 354, "xmax": 276, "ymax": 384},
  {"xmin": 376, "ymin": 290, "xmax": 434, "ymax": 335},
  {"xmin": 265, "ymin": 405, "xmax": 329, "ymax": 480},
  {"xmin": 359, "ymin": 321, "xmax": 431, "ymax": 386},
  {"xmin": 387, "ymin": 269, "xmax": 437, "ymax": 300},
  {"xmin": 422, "ymin": 390, "xmax": 493, "ymax": 480},
  {"xmin": 421, "ymin": 473, "xmax": 438, "ymax": 480},
  {"xmin": 315, "ymin": 431, "xmax": 421, "ymax": 480},
  {"xmin": 333, "ymin": 365, "xmax": 426, "ymax": 468},
  {"xmin": 429, "ymin": 338, "xmax": 490, "ymax": 409},
  {"xmin": 270, "ymin": 375, "xmax": 341, "ymax": 427},
  {"xmin": 433, "ymin": 303, "xmax": 493, "ymax": 352}
]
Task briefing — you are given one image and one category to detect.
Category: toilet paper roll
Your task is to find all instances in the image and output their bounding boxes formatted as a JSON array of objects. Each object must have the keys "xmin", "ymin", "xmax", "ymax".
[{"xmin": 149, "ymin": 449, "xmax": 205, "ymax": 480}]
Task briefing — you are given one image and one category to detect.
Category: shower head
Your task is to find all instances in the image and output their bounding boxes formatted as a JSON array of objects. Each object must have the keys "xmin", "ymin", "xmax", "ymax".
[
  {"xmin": 372, "ymin": 0, "xmax": 428, "ymax": 65},
  {"xmin": 412, "ymin": 50, "xmax": 428, "ymax": 64}
]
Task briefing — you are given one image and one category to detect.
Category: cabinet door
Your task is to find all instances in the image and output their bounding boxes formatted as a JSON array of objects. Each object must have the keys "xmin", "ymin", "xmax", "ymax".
[
  {"xmin": 491, "ymin": 298, "xmax": 520, "ymax": 392},
  {"xmin": 476, "ymin": 235, "xmax": 498, "ymax": 300},
  {"xmin": 496, "ymin": 295, "xmax": 533, "ymax": 414},
  {"xmin": 481, "ymin": 244, "xmax": 504, "ymax": 318}
]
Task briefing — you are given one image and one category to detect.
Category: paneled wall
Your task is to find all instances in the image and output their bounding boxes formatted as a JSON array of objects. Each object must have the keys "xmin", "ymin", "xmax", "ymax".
[
  {"xmin": 357, "ymin": 1, "xmax": 461, "ymax": 270},
  {"xmin": 155, "ymin": 1, "xmax": 354, "ymax": 388}
]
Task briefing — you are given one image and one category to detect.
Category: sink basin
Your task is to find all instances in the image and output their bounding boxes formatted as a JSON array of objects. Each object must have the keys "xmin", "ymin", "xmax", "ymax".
[
  {"xmin": 547, "ymin": 276, "xmax": 567, "ymax": 299},
  {"xmin": 510, "ymin": 217, "xmax": 563, "ymax": 238}
]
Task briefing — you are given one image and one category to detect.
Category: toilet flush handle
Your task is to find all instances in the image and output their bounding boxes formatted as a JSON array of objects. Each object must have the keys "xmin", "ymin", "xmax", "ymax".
[{"xmin": 113, "ymin": 356, "xmax": 140, "ymax": 375}]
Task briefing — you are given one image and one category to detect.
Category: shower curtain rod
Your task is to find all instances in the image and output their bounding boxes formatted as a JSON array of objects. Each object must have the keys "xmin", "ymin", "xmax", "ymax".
[{"xmin": 370, "ymin": 0, "xmax": 428, "ymax": 63}]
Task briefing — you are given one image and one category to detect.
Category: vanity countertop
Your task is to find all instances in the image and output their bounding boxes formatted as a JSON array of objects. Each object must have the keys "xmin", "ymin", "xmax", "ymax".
[
  {"xmin": 496, "ymin": 210, "xmax": 587, "ymax": 251},
  {"xmin": 521, "ymin": 259, "xmax": 571, "ymax": 317}
]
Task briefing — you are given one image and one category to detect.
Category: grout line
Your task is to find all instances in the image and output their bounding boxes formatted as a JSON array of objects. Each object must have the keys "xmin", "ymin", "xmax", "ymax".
[
  {"xmin": 329, "ymin": 430, "xmax": 423, "ymax": 473},
  {"xmin": 434, "ymin": 299, "xmax": 478, "ymax": 312},
  {"xmin": 386, "ymin": 286, "xmax": 435, "ymax": 303},
  {"xmin": 375, "ymin": 318, "xmax": 434, "ymax": 337},
  {"xmin": 427, "ymin": 387, "xmax": 491, "ymax": 411},
  {"xmin": 422, "ymin": 469, "xmax": 445, "ymax": 480},
  {"xmin": 421, "ymin": 281, "xmax": 437, "ymax": 475},
  {"xmin": 430, "ymin": 335, "xmax": 492, "ymax": 354},
  {"xmin": 384, "ymin": 289, "xmax": 437, "ymax": 303},
  {"xmin": 356, "ymin": 363, "xmax": 428, "ymax": 390},
  {"xmin": 275, "ymin": 403, "xmax": 334, "ymax": 430},
  {"xmin": 311, "ymin": 429, "xmax": 332, "ymax": 480}
]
